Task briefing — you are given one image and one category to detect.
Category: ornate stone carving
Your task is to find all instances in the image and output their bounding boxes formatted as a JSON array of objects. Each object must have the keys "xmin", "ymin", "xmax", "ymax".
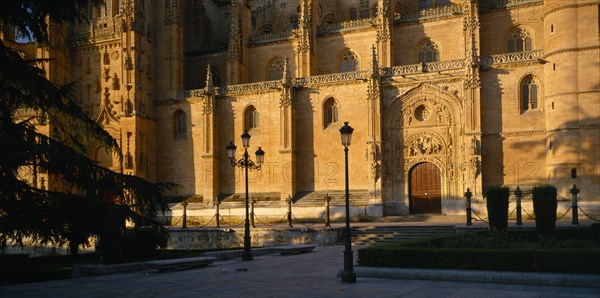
[
  {"xmin": 164, "ymin": 0, "xmax": 181, "ymax": 25},
  {"xmin": 103, "ymin": 67, "xmax": 111, "ymax": 82},
  {"xmin": 280, "ymin": 58, "xmax": 293, "ymax": 108},
  {"xmin": 405, "ymin": 133, "xmax": 444, "ymax": 157},
  {"xmin": 463, "ymin": 0, "xmax": 480, "ymax": 90},
  {"xmin": 381, "ymin": 64, "xmax": 422, "ymax": 76},
  {"xmin": 425, "ymin": 59, "xmax": 465, "ymax": 72},
  {"xmin": 112, "ymin": 73, "xmax": 120, "ymax": 90},
  {"xmin": 228, "ymin": 0, "xmax": 242, "ymax": 62},
  {"xmin": 398, "ymin": 3, "xmax": 462, "ymax": 23},
  {"xmin": 376, "ymin": 0, "xmax": 391, "ymax": 42}
]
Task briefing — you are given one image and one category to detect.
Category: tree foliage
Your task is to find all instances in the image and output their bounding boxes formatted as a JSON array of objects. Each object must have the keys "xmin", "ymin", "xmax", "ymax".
[{"xmin": 0, "ymin": 0, "xmax": 170, "ymax": 255}]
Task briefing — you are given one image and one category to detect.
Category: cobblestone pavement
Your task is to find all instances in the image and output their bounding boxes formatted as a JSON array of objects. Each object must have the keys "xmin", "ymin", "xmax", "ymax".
[{"xmin": 2, "ymin": 245, "xmax": 599, "ymax": 298}]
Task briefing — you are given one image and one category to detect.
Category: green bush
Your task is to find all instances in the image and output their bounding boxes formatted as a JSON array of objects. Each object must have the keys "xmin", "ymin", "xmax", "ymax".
[
  {"xmin": 358, "ymin": 229, "xmax": 600, "ymax": 274},
  {"xmin": 98, "ymin": 226, "xmax": 168, "ymax": 264},
  {"xmin": 486, "ymin": 185, "xmax": 510, "ymax": 231},
  {"xmin": 532, "ymin": 185, "xmax": 558, "ymax": 237}
]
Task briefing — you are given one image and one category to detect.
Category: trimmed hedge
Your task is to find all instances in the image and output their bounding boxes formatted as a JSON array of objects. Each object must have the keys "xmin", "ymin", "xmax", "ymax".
[
  {"xmin": 357, "ymin": 247, "xmax": 600, "ymax": 274},
  {"xmin": 486, "ymin": 185, "xmax": 510, "ymax": 231},
  {"xmin": 532, "ymin": 185, "xmax": 558, "ymax": 237},
  {"xmin": 358, "ymin": 229, "xmax": 600, "ymax": 274}
]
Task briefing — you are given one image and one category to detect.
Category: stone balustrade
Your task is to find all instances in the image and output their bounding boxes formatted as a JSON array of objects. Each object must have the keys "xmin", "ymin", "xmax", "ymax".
[
  {"xmin": 317, "ymin": 18, "xmax": 375, "ymax": 35},
  {"xmin": 480, "ymin": 50, "xmax": 544, "ymax": 67},
  {"xmin": 248, "ymin": 30, "xmax": 293, "ymax": 44}
]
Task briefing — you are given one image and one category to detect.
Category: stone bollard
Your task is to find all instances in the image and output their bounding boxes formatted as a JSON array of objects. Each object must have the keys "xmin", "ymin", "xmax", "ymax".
[
  {"xmin": 287, "ymin": 196, "xmax": 293, "ymax": 228},
  {"xmin": 325, "ymin": 193, "xmax": 331, "ymax": 227},
  {"xmin": 514, "ymin": 186, "xmax": 523, "ymax": 226},
  {"xmin": 182, "ymin": 199, "xmax": 188, "ymax": 229},
  {"xmin": 465, "ymin": 188, "xmax": 472, "ymax": 226},
  {"xmin": 570, "ymin": 184, "xmax": 580, "ymax": 225},
  {"xmin": 214, "ymin": 198, "xmax": 220, "ymax": 228},
  {"xmin": 250, "ymin": 198, "xmax": 256, "ymax": 228}
]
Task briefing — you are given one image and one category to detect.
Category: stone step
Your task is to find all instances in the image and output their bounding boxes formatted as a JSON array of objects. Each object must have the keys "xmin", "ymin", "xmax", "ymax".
[{"xmin": 343, "ymin": 226, "xmax": 457, "ymax": 246}]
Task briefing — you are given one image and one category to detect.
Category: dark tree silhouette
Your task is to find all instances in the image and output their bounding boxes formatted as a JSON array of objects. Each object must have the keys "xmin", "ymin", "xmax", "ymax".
[{"xmin": 0, "ymin": 0, "xmax": 170, "ymax": 257}]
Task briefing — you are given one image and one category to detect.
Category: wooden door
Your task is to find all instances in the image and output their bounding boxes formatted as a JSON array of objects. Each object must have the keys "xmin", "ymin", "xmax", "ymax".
[{"xmin": 409, "ymin": 162, "xmax": 441, "ymax": 214}]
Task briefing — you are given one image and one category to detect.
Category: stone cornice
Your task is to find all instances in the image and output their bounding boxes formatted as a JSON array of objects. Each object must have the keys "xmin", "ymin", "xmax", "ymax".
[
  {"xmin": 482, "ymin": 130, "xmax": 546, "ymax": 137},
  {"xmin": 543, "ymin": 45, "xmax": 600, "ymax": 59},
  {"xmin": 542, "ymin": 1, "xmax": 600, "ymax": 19},
  {"xmin": 545, "ymin": 90, "xmax": 600, "ymax": 99}
]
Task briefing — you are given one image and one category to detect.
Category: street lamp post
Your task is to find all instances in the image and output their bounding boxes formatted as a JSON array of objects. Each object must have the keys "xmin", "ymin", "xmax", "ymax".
[
  {"xmin": 340, "ymin": 122, "xmax": 356, "ymax": 283},
  {"xmin": 226, "ymin": 131, "xmax": 265, "ymax": 261}
]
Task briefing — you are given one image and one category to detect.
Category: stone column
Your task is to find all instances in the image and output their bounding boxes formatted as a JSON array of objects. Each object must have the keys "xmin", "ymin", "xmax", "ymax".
[{"xmin": 279, "ymin": 58, "xmax": 296, "ymax": 199}]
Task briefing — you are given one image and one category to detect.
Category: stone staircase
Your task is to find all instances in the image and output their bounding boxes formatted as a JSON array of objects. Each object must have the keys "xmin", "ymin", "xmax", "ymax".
[
  {"xmin": 349, "ymin": 225, "xmax": 457, "ymax": 246},
  {"xmin": 293, "ymin": 190, "xmax": 371, "ymax": 207}
]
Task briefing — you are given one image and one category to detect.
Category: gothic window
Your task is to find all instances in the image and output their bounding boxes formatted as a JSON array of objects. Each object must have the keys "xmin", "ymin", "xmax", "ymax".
[
  {"xmin": 268, "ymin": 58, "xmax": 284, "ymax": 80},
  {"xmin": 520, "ymin": 75, "xmax": 539, "ymax": 112},
  {"xmin": 323, "ymin": 98, "xmax": 339, "ymax": 128},
  {"xmin": 174, "ymin": 110, "xmax": 186, "ymax": 139},
  {"xmin": 245, "ymin": 106, "xmax": 259, "ymax": 130},
  {"xmin": 349, "ymin": 8, "xmax": 357, "ymax": 20},
  {"xmin": 372, "ymin": 4, "xmax": 378, "ymax": 17},
  {"xmin": 417, "ymin": 39, "xmax": 440, "ymax": 63},
  {"xmin": 508, "ymin": 27, "xmax": 533, "ymax": 52},
  {"xmin": 340, "ymin": 50, "xmax": 359, "ymax": 72},
  {"xmin": 360, "ymin": 0, "xmax": 370, "ymax": 19}
]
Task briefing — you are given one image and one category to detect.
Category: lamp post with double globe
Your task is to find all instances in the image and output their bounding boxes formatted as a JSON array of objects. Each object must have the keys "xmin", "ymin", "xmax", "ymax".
[{"xmin": 226, "ymin": 131, "xmax": 265, "ymax": 261}]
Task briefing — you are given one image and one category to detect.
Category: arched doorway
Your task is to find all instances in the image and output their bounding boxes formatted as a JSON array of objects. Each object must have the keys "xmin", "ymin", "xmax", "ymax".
[{"xmin": 409, "ymin": 162, "xmax": 441, "ymax": 214}]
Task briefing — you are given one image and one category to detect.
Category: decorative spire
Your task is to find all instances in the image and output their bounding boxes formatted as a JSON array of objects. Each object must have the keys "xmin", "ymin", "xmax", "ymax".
[
  {"xmin": 369, "ymin": 44, "xmax": 379, "ymax": 77},
  {"xmin": 205, "ymin": 64, "xmax": 214, "ymax": 94},
  {"xmin": 281, "ymin": 57, "xmax": 292, "ymax": 88}
]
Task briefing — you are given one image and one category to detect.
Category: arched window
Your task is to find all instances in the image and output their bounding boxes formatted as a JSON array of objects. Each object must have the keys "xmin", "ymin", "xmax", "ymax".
[
  {"xmin": 174, "ymin": 110, "xmax": 186, "ymax": 139},
  {"xmin": 372, "ymin": 4, "xmax": 378, "ymax": 17},
  {"xmin": 340, "ymin": 50, "xmax": 359, "ymax": 72},
  {"xmin": 508, "ymin": 27, "xmax": 533, "ymax": 52},
  {"xmin": 520, "ymin": 75, "xmax": 539, "ymax": 112},
  {"xmin": 268, "ymin": 58, "xmax": 284, "ymax": 80},
  {"xmin": 349, "ymin": 8, "xmax": 357, "ymax": 20},
  {"xmin": 417, "ymin": 39, "xmax": 440, "ymax": 63},
  {"xmin": 245, "ymin": 106, "xmax": 259, "ymax": 130},
  {"xmin": 323, "ymin": 98, "xmax": 339, "ymax": 128}
]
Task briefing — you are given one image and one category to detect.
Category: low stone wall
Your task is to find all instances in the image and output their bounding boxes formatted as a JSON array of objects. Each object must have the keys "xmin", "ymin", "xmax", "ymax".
[
  {"xmin": 164, "ymin": 203, "xmax": 384, "ymax": 227},
  {"xmin": 166, "ymin": 227, "xmax": 341, "ymax": 250}
]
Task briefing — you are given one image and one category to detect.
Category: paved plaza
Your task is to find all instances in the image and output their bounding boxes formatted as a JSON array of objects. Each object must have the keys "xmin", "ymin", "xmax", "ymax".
[{"xmin": 2, "ymin": 245, "xmax": 599, "ymax": 298}]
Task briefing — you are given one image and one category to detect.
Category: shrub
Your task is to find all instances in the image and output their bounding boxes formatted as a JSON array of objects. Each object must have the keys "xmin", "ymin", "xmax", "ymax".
[
  {"xmin": 532, "ymin": 185, "xmax": 558, "ymax": 237},
  {"xmin": 98, "ymin": 227, "xmax": 168, "ymax": 264},
  {"xmin": 592, "ymin": 223, "xmax": 600, "ymax": 244},
  {"xmin": 486, "ymin": 185, "xmax": 510, "ymax": 231}
]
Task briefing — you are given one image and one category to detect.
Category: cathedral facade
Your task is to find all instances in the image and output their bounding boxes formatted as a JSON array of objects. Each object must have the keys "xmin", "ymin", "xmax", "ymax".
[{"xmin": 6, "ymin": 0, "xmax": 599, "ymax": 216}]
